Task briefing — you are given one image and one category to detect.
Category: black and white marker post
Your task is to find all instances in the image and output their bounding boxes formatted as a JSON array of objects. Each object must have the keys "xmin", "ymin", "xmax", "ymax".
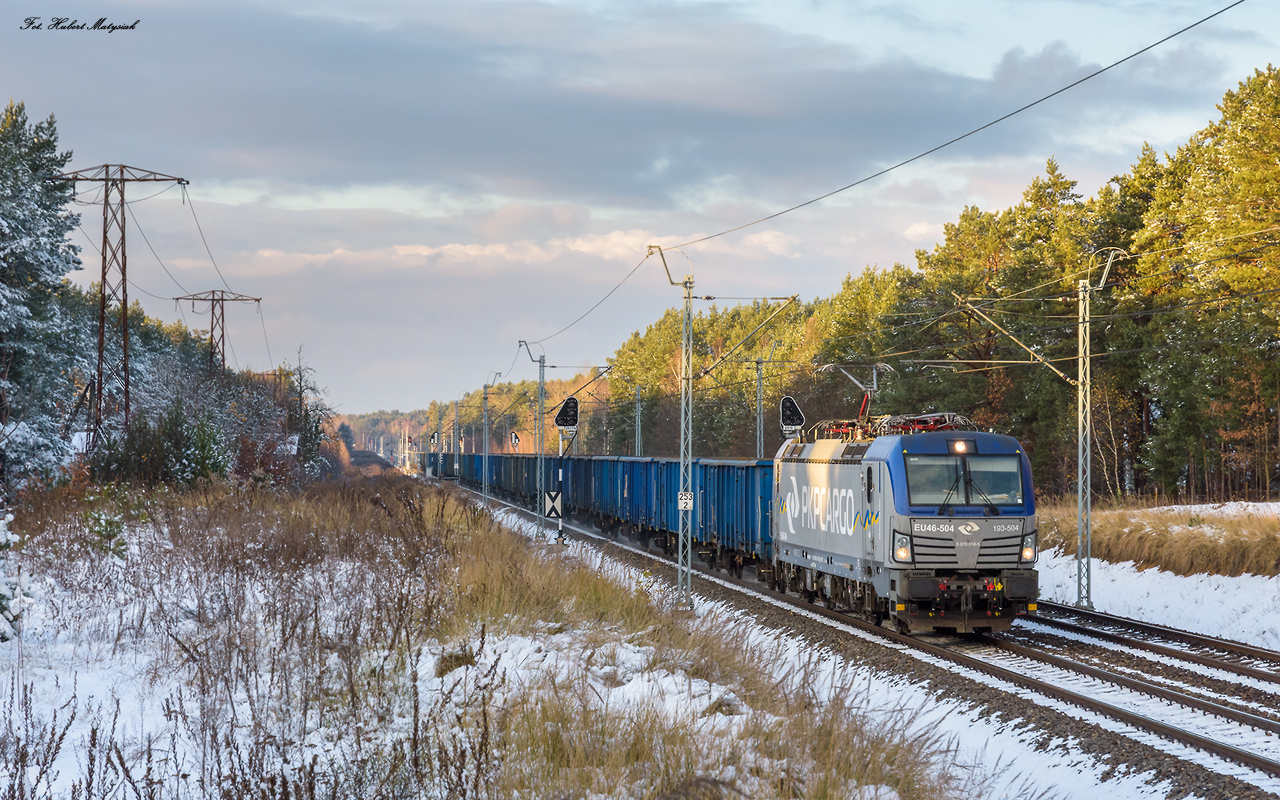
[{"xmin": 552, "ymin": 397, "xmax": 578, "ymax": 544}]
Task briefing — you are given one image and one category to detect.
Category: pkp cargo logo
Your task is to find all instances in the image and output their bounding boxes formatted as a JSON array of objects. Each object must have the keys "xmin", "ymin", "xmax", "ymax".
[
  {"xmin": 957, "ymin": 521, "xmax": 980, "ymax": 536},
  {"xmin": 783, "ymin": 476, "xmax": 877, "ymax": 536}
]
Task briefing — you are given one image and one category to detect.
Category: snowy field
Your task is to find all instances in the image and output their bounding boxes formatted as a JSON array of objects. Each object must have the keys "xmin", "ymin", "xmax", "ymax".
[
  {"xmin": 1136, "ymin": 502, "xmax": 1280, "ymax": 520},
  {"xmin": 1039, "ymin": 502, "xmax": 1280, "ymax": 651},
  {"xmin": 502, "ymin": 504, "xmax": 1280, "ymax": 800},
  {"xmin": 2, "ymin": 502, "xmax": 1279, "ymax": 799},
  {"xmin": 1038, "ymin": 546, "xmax": 1280, "ymax": 652}
]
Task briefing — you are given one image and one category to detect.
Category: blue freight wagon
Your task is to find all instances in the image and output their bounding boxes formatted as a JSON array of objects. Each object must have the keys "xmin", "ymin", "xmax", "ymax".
[{"xmin": 453, "ymin": 452, "xmax": 774, "ymax": 574}]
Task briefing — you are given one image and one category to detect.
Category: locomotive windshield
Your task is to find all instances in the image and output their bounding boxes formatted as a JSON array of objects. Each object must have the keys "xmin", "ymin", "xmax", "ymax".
[{"xmin": 905, "ymin": 455, "xmax": 1024, "ymax": 507}]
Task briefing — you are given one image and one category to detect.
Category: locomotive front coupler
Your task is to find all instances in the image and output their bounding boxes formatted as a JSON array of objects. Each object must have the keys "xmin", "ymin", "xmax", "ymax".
[{"xmin": 902, "ymin": 570, "xmax": 1013, "ymax": 604}]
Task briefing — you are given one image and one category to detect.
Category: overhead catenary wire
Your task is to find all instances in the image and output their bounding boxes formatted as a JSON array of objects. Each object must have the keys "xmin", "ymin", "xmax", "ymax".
[
  {"xmin": 528, "ymin": 253, "xmax": 651, "ymax": 345},
  {"xmin": 507, "ymin": 0, "xmax": 1240, "ymax": 368},
  {"xmin": 511, "ymin": 3, "xmax": 1250, "ymax": 389},
  {"xmin": 973, "ymin": 228, "xmax": 1280, "ymax": 305},
  {"xmin": 502, "ymin": 240, "xmax": 1280, "ymax": 426},
  {"xmin": 498, "ymin": 345, "xmax": 524, "ymax": 384},
  {"xmin": 472, "ymin": 241, "xmax": 1278, "ymax": 424},
  {"xmin": 832, "ymin": 237, "xmax": 1280, "ymax": 357},
  {"xmin": 664, "ymin": 0, "xmax": 1247, "ymax": 250},
  {"xmin": 543, "ymin": 276, "xmax": 1280, "ymax": 415},
  {"xmin": 876, "ymin": 285, "xmax": 1280, "ymax": 363}
]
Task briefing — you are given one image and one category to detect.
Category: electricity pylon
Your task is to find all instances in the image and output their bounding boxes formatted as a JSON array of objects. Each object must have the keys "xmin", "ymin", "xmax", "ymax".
[
  {"xmin": 52, "ymin": 165, "xmax": 187, "ymax": 436},
  {"xmin": 175, "ymin": 290, "xmax": 262, "ymax": 374}
]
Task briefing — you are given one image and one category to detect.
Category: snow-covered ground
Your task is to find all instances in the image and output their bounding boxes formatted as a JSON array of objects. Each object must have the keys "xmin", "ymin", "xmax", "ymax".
[
  {"xmin": 3, "ymin": 503, "xmax": 1279, "ymax": 799},
  {"xmin": 1130, "ymin": 502, "xmax": 1280, "ymax": 520},
  {"xmin": 1039, "ymin": 500, "xmax": 1280, "ymax": 651},
  {"xmin": 503, "ymin": 504, "xmax": 1280, "ymax": 800},
  {"xmin": 1038, "ymin": 547, "xmax": 1280, "ymax": 652}
]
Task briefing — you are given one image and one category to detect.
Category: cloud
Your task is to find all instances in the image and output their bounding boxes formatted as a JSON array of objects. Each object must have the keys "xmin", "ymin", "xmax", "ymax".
[
  {"xmin": 14, "ymin": 0, "xmax": 1230, "ymax": 212},
  {"xmin": 902, "ymin": 222, "xmax": 943, "ymax": 243},
  {"xmin": 16, "ymin": 0, "xmax": 1279, "ymax": 411}
]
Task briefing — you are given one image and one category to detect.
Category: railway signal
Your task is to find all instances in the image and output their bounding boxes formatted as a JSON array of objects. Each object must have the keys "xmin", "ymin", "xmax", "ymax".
[
  {"xmin": 554, "ymin": 397, "xmax": 578, "ymax": 429},
  {"xmin": 552, "ymin": 397, "xmax": 580, "ymax": 544},
  {"xmin": 780, "ymin": 396, "xmax": 805, "ymax": 439}
]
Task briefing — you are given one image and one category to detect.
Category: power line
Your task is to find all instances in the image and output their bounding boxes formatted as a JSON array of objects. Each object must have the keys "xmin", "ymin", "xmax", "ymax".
[
  {"xmin": 181, "ymin": 185, "xmax": 233, "ymax": 292},
  {"xmin": 666, "ymin": 0, "xmax": 1247, "ymax": 249},
  {"xmin": 521, "ymin": 1, "xmax": 1255, "ymax": 410},
  {"xmin": 124, "ymin": 202, "xmax": 191, "ymax": 295},
  {"xmin": 128, "ymin": 280, "xmax": 174, "ymax": 301},
  {"xmin": 122, "ymin": 182, "xmax": 180, "ymax": 205},
  {"xmin": 257, "ymin": 302, "xmax": 275, "ymax": 367}
]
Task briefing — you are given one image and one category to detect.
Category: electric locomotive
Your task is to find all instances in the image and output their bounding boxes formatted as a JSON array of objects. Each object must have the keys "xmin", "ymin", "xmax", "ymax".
[{"xmin": 771, "ymin": 413, "xmax": 1038, "ymax": 633}]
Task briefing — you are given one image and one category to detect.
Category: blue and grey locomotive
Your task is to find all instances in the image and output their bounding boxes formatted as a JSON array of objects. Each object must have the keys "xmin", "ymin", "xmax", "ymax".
[
  {"xmin": 770, "ymin": 414, "xmax": 1038, "ymax": 633},
  {"xmin": 435, "ymin": 408, "xmax": 1039, "ymax": 634}
]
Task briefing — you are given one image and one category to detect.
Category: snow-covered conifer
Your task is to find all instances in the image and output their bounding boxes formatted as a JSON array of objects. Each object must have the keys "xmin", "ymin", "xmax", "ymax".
[{"xmin": 0, "ymin": 102, "xmax": 82, "ymax": 488}]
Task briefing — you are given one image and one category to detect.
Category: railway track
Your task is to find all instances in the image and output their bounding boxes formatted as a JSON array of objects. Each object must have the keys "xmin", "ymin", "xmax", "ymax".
[
  {"xmin": 1004, "ymin": 605, "xmax": 1280, "ymax": 730},
  {"xmin": 762, "ymin": 584, "xmax": 1280, "ymax": 784},
  {"xmin": 1033, "ymin": 600, "xmax": 1280, "ymax": 680},
  {"xmin": 457, "ymin": 484, "xmax": 1280, "ymax": 791}
]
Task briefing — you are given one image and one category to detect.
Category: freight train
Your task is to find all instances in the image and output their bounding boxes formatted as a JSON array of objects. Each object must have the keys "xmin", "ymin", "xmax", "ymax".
[{"xmin": 427, "ymin": 411, "xmax": 1038, "ymax": 634}]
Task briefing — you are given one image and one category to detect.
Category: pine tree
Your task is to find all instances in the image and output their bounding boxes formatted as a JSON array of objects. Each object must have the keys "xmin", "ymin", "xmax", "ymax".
[{"xmin": 0, "ymin": 102, "xmax": 82, "ymax": 487}]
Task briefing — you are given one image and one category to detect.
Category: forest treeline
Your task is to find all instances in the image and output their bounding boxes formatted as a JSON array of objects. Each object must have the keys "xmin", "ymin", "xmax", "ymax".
[
  {"xmin": 0, "ymin": 101, "xmax": 335, "ymax": 493},
  {"xmin": 427, "ymin": 66, "xmax": 1280, "ymax": 503}
]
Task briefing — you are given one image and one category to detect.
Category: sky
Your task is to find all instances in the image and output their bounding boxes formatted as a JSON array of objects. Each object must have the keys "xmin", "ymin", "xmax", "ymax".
[{"xmin": 3, "ymin": 0, "xmax": 1278, "ymax": 414}]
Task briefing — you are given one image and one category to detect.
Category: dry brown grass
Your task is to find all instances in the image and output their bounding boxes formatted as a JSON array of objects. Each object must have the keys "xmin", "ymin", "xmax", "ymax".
[
  {"xmin": 2, "ymin": 478, "xmax": 1039, "ymax": 799},
  {"xmin": 1039, "ymin": 499, "xmax": 1280, "ymax": 577}
]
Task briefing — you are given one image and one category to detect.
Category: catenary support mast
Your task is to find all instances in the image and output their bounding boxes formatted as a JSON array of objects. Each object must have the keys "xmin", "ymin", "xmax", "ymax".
[
  {"xmin": 521, "ymin": 342, "xmax": 548, "ymax": 539},
  {"xmin": 650, "ymin": 245, "xmax": 694, "ymax": 610}
]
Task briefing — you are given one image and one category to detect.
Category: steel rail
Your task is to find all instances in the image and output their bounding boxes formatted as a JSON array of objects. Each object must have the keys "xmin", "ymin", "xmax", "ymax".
[
  {"xmin": 711, "ymin": 568, "xmax": 1280, "ymax": 780},
  {"xmin": 977, "ymin": 636, "xmax": 1280, "ymax": 735},
  {"xmin": 1039, "ymin": 601, "xmax": 1280, "ymax": 665},
  {"xmin": 1022, "ymin": 614, "xmax": 1280, "ymax": 685},
  {"xmin": 449, "ymin": 481, "xmax": 1280, "ymax": 780}
]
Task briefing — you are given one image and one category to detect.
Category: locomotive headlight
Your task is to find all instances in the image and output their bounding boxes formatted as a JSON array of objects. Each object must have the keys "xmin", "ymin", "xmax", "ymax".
[
  {"xmin": 894, "ymin": 535, "xmax": 911, "ymax": 562},
  {"xmin": 1020, "ymin": 532, "xmax": 1037, "ymax": 563}
]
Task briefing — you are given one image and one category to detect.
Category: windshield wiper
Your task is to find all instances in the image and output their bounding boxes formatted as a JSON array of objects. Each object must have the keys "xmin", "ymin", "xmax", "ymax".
[
  {"xmin": 967, "ymin": 478, "xmax": 1001, "ymax": 516},
  {"xmin": 937, "ymin": 472, "xmax": 962, "ymax": 516}
]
